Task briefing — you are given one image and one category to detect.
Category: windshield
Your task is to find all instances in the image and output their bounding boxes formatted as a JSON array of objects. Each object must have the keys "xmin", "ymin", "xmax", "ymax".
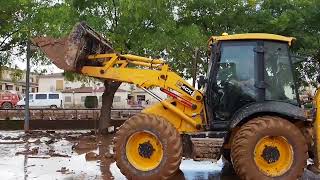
[
  {"xmin": 217, "ymin": 42, "xmax": 256, "ymax": 98},
  {"xmin": 264, "ymin": 41, "xmax": 297, "ymax": 104},
  {"xmin": 23, "ymin": 94, "xmax": 33, "ymax": 101}
]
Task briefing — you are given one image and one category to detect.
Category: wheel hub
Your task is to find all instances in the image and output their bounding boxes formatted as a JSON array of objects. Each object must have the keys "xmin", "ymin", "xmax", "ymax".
[
  {"xmin": 261, "ymin": 145, "xmax": 280, "ymax": 164},
  {"xmin": 254, "ymin": 136, "xmax": 294, "ymax": 177},
  {"xmin": 138, "ymin": 141, "xmax": 155, "ymax": 158},
  {"xmin": 126, "ymin": 131, "xmax": 163, "ymax": 171}
]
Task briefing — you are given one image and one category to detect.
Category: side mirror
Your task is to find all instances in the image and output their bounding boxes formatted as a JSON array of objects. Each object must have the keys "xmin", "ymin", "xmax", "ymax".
[{"xmin": 198, "ymin": 75, "xmax": 207, "ymax": 89}]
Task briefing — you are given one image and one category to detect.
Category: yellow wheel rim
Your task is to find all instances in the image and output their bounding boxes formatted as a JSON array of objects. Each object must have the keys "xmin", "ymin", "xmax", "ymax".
[
  {"xmin": 254, "ymin": 136, "xmax": 294, "ymax": 177},
  {"xmin": 126, "ymin": 131, "xmax": 163, "ymax": 171}
]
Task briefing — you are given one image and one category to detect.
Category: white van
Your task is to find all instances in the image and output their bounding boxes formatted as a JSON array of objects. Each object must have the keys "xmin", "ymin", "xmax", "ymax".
[{"xmin": 16, "ymin": 92, "xmax": 63, "ymax": 109}]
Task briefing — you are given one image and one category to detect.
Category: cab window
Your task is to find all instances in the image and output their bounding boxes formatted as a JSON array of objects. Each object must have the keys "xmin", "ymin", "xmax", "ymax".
[{"xmin": 264, "ymin": 41, "xmax": 297, "ymax": 104}]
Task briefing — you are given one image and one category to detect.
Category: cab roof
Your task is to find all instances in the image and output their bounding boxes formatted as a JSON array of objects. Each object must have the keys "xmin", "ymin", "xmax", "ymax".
[{"xmin": 208, "ymin": 33, "xmax": 295, "ymax": 46}]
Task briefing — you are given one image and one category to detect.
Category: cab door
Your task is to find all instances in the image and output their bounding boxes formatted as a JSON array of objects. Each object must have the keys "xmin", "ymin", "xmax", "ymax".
[{"xmin": 206, "ymin": 41, "xmax": 259, "ymax": 129}]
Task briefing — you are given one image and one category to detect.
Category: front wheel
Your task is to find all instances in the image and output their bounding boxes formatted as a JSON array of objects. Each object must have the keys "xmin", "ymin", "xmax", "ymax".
[
  {"xmin": 2, "ymin": 102, "xmax": 12, "ymax": 109},
  {"xmin": 114, "ymin": 114, "xmax": 182, "ymax": 180},
  {"xmin": 231, "ymin": 116, "xmax": 308, "ymax": 180}
]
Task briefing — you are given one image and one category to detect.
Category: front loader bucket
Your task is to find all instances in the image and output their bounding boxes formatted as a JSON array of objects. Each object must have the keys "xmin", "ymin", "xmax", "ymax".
[{"xmin": 32, "ymin": 22, "xmax": 114, "ymax": 72}]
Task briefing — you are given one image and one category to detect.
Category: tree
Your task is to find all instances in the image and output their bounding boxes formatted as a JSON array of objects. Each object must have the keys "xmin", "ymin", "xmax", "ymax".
[
  {"xmin": 99, "ymin": 80, "xmax": 121, "ymax": 133},
  {"xmin": 68, "ymin": 0, "xmax": 207, "ymax": 132},
  {"xmin": 3, "ymin": 0, "xmax": 320, "ymax": 132}
]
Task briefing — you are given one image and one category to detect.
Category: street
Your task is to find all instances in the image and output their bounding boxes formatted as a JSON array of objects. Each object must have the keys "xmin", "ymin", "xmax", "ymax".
[
  {"xmin": 1, "ymin": 130, "xmax": 319, "ymax": 180},
  {"xmin": 0, "ymin": 130, "xmax": 240, "ymax": 180}
]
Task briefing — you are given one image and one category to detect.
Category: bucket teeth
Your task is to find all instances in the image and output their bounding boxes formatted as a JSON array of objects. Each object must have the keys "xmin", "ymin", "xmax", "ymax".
[{"xmin": 32, "ymin": 22, "xmax": 114, "ymax": 72}]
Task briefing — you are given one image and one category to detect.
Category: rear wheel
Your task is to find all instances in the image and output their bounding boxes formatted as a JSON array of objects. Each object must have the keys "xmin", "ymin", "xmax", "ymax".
[
  {"xmin": 2, "ymin": 102, "xmax": 12, "ymax": 109},
  {"xmin": 231, "ymin": 116, "xmax": 308, "ymax": 180},
  {"xmin": 50, "ymin": 105, "xmax": 57, "ymax": 109},
  {"xmin": 115, "ymin": 114, "xmax": 182, "ymax": 180}
]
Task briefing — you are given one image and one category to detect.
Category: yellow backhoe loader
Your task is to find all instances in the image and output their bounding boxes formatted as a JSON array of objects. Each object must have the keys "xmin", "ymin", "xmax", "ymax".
[{"xmin": 33, "ymin": 22, "xmax": 319, "ymax": 180}]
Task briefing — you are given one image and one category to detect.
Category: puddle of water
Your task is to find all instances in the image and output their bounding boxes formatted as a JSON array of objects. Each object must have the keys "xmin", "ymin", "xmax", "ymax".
[
  {"xmin": 27, "ymin": 154, "xmax": 101, "ymax": 179},
  {"xmin": 0, "ymin": 155, "xmax": 25, "ymax": 180},
  {"xmin": 180, "ymin": 159, "xmax": 224, "ymax": 180},
  {"xmin": 109, "ymin": 159, "xmax": 239, "ymax": 180},
  {"xmin": 110, "ymin": 162, "xmax": 126, "ymax": 180}
]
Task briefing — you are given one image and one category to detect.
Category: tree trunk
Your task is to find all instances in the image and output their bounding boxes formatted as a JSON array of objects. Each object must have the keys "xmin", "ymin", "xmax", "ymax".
[{"xmin": 99, "ymin": 80, "xmax": 121, "ymax": 134}]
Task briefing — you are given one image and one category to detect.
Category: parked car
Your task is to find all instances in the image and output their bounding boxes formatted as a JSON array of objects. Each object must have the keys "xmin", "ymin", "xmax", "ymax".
[
  {"xmin": 16, "ymin": 92, "xmax": 64, "ymax": 109},
  {"xmin": 0, "ymin": 91, "xmax": 21, "ymax": 109}
]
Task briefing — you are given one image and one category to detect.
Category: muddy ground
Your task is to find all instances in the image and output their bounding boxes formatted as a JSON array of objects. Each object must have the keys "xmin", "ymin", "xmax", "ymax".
[{"xmin": 0, "ymin": 130, "xmax": 317, "ymax": 180}]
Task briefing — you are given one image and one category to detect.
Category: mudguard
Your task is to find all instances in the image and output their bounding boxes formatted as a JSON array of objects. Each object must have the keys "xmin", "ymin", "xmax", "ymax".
[{"xmin": 230, "ymin": 101, "xmax": 306, "ymax": 128}]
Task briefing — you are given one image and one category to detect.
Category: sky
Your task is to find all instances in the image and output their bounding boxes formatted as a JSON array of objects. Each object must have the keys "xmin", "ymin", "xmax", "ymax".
[
  {"xmin": 15, "ymin": 58, "xmax": 63, "ymax": 74},
  {"xmin": 10, "ymin": 45, "xmax": 63, "ymax": 74}
]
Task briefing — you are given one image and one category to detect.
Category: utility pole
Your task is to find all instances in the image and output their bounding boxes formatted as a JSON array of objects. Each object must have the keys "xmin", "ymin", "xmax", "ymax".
[
  {"xmin": 24, "ymin": 40, "xmax": 31, "ymax": 132},
  {"xmin": 192, "ymin": 48, "xmax": 199, "ymax": 87}
]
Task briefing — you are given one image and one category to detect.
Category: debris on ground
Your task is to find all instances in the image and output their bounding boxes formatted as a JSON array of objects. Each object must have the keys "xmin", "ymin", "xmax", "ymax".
[
  {"xmin": 46, "ymin": 130, "xmax": 56, "ymax": 134},
  {"xmin": 47, "ymin": 149, "xmax": 70, "ymax": 158},
  {"xmin": 16, "ymin": 147, "xmax": 39, "ymax": 155},
  {"xmin": 108, "ymin": 126, "xmax": 115, "ymax": 133},
  {"xmin": 85, "ymin": 152, "xmax": 99, "ymax": 161},
  {"xmin": 3, "ymin": 136, "xmax": 22, "ymax": 140},
  {"xmin": 0, "ymin": 130, "xmax": 269, "ymax": 179},
  {"xmin": 104, "ymin": 152, "xmax": 113, "ymax": 159},
  {"xmin": 72, "ymin": 140, "xmax": 97, "ymax": 155},
  {"xmin": 56, "ymin": 167, "xmax": 73, "ymax": 174},
  {"xmin": 45, "ymin": 139, "xmax": 55, "ymax": 145}
]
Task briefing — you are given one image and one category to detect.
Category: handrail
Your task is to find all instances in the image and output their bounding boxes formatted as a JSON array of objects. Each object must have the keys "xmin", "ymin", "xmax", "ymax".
[{"xmin": 0, "ymin": 108, "xmax": 141, "ymax": 121}]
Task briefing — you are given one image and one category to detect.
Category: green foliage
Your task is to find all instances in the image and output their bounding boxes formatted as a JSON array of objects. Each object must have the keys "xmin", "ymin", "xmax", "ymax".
[
  {"xmin": 1, "ymin": 0, "xmax": 320, "ymax": 85},
  {"xmin": 10, "ymin": 67, "xmax": 23, "ymax": 83},
  {"xmin": 84, "ymin": 96, "xmax": 98, "ymax": 108}
]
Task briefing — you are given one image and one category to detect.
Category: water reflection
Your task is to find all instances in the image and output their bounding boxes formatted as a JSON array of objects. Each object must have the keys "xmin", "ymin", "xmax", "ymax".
[
  {"xmin": 74, "ymin": 133, "xmax": 240, "ymax": 180},
  {"xmin": 0, "ymin": 131, "xmax": 316, "ymax": 180},
  {"xmin": 170, "ymin": 160, "xmax": 239, "ymax": 180}
]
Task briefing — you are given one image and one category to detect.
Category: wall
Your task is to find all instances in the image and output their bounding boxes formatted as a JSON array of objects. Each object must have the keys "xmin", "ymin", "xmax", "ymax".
[
  {"xmin": 38, "ymin": 77, "xmax": 64, "ymax": 92},
  {"xmin": 127, "ymin": 88, "xmax": 167, "ymax": 107},
  {"xmin": 38, "ymin": 77, "xmax": 86, "ymax": 92},
  {"xmin": 63, "ymin": 91, "xmax": 129, "ymax": 108}
]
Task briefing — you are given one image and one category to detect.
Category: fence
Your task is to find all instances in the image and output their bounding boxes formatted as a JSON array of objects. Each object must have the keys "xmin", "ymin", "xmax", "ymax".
[{"xmin": 0, "ymin": 108, "xmax": 142, "ymax": 121}]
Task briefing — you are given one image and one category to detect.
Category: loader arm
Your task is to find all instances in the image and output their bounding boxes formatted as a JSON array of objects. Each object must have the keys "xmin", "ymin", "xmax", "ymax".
[
  {"xmin": 81, "ymin": 53, "xmax": 206, "ymax": 130},
  {"xmin": 32, "ymin": 22, "xmax": 205, "ymax": 132}
]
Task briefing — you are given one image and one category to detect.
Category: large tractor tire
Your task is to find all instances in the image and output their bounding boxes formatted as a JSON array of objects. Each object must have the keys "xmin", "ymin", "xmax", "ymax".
[
  {"xmin": 114, "ymin": 114, "xmax": 182, "ymax": 180},
  {"xmin": 231, "ymin": 116, "xmax": 308, "ymax": 180}
]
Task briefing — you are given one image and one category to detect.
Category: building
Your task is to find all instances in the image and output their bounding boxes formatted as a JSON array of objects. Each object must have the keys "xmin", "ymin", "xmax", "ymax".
[
  {"xmin": 38, "ymin": 73, "xmax": 95, "ymax": 92},
  {"xmin": 62, "ymin": 87, "xmax": 129, "ymax": 108},
  {"xmin": 61, "ymin": 86, "xmax": 167, "ymax": 108},
  {"xmin": 126, "ymin": 85, "xmax": 167, "ymax": 108},
  {"xmin": 38, "ymin": 73, "xmax": 167, "ymax": 108},
  {"xmin": 0, "ymin": 67, "xmax": 39, "ymax": 94}
]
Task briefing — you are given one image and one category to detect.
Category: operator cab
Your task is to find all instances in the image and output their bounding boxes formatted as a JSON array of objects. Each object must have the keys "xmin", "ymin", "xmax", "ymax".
[{"xmin": 204, "ymin": 33, "xmax": 299, "ymax": 130}]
